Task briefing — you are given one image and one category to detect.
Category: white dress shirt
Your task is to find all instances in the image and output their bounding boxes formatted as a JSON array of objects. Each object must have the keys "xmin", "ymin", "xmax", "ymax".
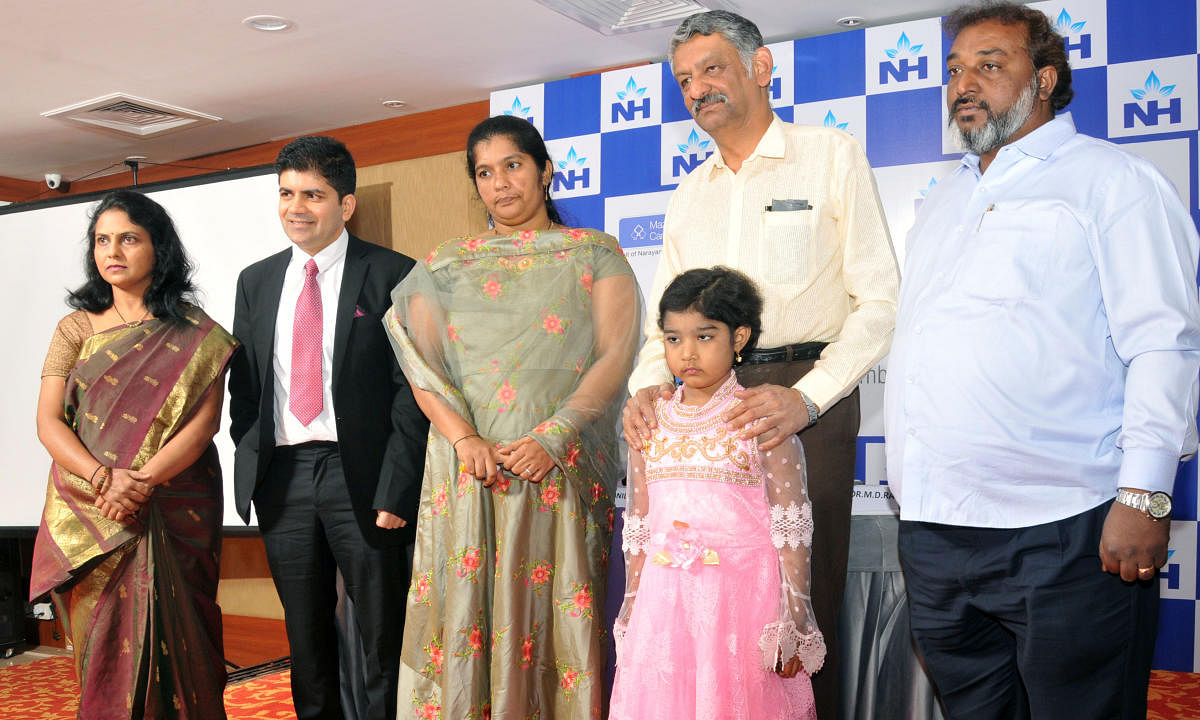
[
  {"xmin": 273, "ymin": 230, "xmax": 348, "ymax": 445},
  {"xmin": 628, "ymin": 116, "xmax": 899, "ymax": 412},
  {"xmin": 886, "ymin": 114, "xmax": 1200, "ymax": 528}
]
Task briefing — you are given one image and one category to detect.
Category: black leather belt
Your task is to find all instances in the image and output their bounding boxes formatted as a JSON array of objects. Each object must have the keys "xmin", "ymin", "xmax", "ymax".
[{"xmin": 741, "ymin": 341, "xmax": 827, "ymax": 365}]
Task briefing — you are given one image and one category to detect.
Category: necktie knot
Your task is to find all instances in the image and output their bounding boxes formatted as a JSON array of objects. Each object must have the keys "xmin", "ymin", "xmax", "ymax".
[{"xmin": 304, "ymin": 258, "xmax": 318, "ymax": 279}]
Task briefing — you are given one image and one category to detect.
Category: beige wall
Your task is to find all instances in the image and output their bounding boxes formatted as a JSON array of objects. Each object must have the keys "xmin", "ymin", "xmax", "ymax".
[{"xmin": 353, "ymin": 150, "xmax": 489, "ymax": 259}]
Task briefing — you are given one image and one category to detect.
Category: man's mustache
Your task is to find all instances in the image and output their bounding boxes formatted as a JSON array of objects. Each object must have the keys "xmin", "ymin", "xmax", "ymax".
[
  {"xmin": 692, "ymin": 93, "xmax": 728, "ymax": 115},
  {"xmin": 948, "ymin": 95, "xmax": 991, "ymax": 124}
]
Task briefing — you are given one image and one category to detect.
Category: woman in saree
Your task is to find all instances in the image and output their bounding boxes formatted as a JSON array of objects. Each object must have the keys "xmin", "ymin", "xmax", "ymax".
[
  {"xmin": 32, "ymin": 190, "xmax": 237, "ymax": 719},
  {"xmin": 385, "ymin": 114, "xmax": 641, "ymax": 718}
]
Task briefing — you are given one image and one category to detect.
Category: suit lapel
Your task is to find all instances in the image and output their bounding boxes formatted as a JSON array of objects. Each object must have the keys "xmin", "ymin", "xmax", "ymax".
[
  {"xmin": 333, "ymin": 235, "xmax": 367, "ymax": 383},
  {"xmin": 257, "ymin": 250, "xmax": 290, "ymax": 392}
]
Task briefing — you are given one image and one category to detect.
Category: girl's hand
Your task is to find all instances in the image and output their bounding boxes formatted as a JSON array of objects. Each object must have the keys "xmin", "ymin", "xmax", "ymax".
[
  {"xmin": 498, "ymin": 436, "xmax": 555, "ymax": 483},
  {"xmin": 455, "ymin": 435, "xmax": 502, "ymax": 486},
  {"xmin": 776, "ymin": 652, "xmax": 803, "ymax": 678}
]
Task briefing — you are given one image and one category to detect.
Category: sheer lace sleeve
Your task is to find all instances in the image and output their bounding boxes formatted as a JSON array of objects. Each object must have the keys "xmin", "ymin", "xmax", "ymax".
[
  {"xmin": 614, "ymin": 444, "xmax": 651, "ymax": 664},
  {"xmin": 758, "ymin": 435, "xmax": 826, "ymax": 675}
]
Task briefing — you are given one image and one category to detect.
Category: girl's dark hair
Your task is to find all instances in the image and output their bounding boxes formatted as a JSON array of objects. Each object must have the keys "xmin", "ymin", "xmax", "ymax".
[
  {"xmin": 465, "ymin": 115, "xmax": 564, "ymax": 226},
  {"xmin": 68, "ymin": 190, "xmax": 197, "ymax": 325},
  {"xmin": 658, "ymin": 266, "xmax": 763, "ymax": 353}
]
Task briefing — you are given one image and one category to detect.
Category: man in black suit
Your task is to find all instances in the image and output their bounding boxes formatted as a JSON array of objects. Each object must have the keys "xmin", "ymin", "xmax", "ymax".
[{"xmin": 229, "ymin": 136, "xmax": 427, "ymax": 720}]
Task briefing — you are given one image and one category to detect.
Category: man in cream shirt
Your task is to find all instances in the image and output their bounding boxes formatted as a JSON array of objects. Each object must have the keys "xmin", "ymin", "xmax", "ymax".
[{"xmin": 623, "ymin": 10, "xmax": 899, "ymax": 716}]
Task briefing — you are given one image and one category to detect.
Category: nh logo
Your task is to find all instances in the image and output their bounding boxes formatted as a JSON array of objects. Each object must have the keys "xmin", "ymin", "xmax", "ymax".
[
  {"xmin": 553, "ymin": 147, "xmax": 590, "ymax": 191},
  {"xmin": 880, "ymin": 32, "xmax": 927, "ymax": 84},
  {"xmin": 1052, "ymin": 9, "xmax": 1092, "ymax": 61},
  {"xmin": 612, "ymin": 77, "xmax": 650, "ymax": 123},
  {"xmin": 770, "ymin": 65, "xmax": 782, "ymax": 101},
  {"xmin": 1124, "ymin": 71, "xmax": 1181, "ymax": 128},
  {"xmin": 1162, "ymin": 550, "xmax": 1180, "ymax": 591},
  {"xmin": 502, "ymin": 96, "xmax": 535, "ymax": 127},
  {"xmin": 672, "ymin": 129, "xmax": 713, "ymax": 177}
]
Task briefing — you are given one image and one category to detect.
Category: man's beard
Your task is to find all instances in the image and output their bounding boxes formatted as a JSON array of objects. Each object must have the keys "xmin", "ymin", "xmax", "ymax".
[{"xmin": 948, "ymin": 77, "xmax": 1038, "ymax": 155}]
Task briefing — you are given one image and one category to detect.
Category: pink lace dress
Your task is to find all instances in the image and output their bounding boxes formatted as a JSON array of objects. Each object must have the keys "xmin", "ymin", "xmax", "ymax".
[{"xmin": 609, "ymin": 371, "xmax": 824, "ymax": 720}]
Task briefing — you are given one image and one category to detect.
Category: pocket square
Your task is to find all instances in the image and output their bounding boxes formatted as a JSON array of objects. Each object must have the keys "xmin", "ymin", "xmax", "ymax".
[{"xmin": 354, "ymin": 305, "xmax": 367, "ymax": 318}]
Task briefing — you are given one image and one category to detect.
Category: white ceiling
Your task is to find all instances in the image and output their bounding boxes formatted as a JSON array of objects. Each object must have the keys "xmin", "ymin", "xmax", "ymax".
[{"xmin": 3, "ymin": 1, "xmax": 955, "ymax": 185}]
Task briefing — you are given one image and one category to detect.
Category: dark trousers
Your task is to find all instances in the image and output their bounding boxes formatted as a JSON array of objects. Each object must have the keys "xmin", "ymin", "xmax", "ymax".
[
  {"xmin": 898, "ymin": 501, "xmax": 1159, "ymax": 720},
  {"xmin": 255, "ymin": 442, "xmax": 409, "ymax": 720},
  {"xmin": 736, "ymin": 360, "xmax": 858, "ymax": 720}
]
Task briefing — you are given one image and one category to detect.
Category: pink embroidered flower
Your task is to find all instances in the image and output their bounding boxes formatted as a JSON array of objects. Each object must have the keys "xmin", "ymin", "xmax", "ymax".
[
  {"xmin": 532, "ymin": 420, "xmax": 554, "ymax": 434},
  {"xmin": 515, "ymin": 231, "xmax": 536, "ymax": 245},
  {"xmin": 573, "ymin": 586, "xmax": 592, "ymax": 613},
  {"xmin": 489, "ymin": 360, "xmax": 500, "ymax": 373},
  {"xmin": 580, "ymin": 270, "xmax": 593, "ymax": 294},
  {"xmin": 554, "ymin": 250, "xmax": 569, "ymax": 259},
  {"xmin": 561, "ymin": 669, "xmax": 580, "ymax": 691},
  {"xmin": 660, "ymin": 523, "xmax": 710, "ymax": 568},
  {"xmin": 491, "ymin": 474, "xmax": 511, "ymax": 494},
  {"xmin": 431, "ymin": 483, "xmax": 449, "ymax": 516},
  {"xmin": 417, "ymin": 701, "xmax": 441, "ymax": 719},
  {"xmin": 424, "ymin": 249, "xmax": 438, "ymax": 264},
  {"xmin": 565, "ymin": 445, "xmax": 580, "ymax": 468},
  {"xmin": 412, "ymin": 572, "xmax": 433, "ymax": 605},
  {"xmin": 590, "ymin": 482, "xmax": 603, "ymax": 502},
  {"xmin": 520, "ymin": 635, "xmax": 534, "ymax": 668},
  {"xmin": 540, "ymin": 483, "xmax": 561, "ymax": 509},
  {"xmin": 456, "ymin": 471, "xmax": 473, "ymax": 497},
  {"xmin": 458, "ymin": 547, "xmax": 482, "ymax": 577},
  {"xmin": 447, "ymin": 324, "xmax": 460, "ymax": 342},
  {"xmin": 483, "ymin": 275, "xmax": 503, "ymax": 300},
  {"xmin": 461, "ymin": 237, "xmax": 486, "ymax": 252},
  {"xmin": 497, "ymin": 380, "xmax": 516, "ymax": 406},
  {"xmin": 528, "ymin": 563, "xmax": 552, "ymax": 586},
  {"xmin": 542, "ymin": 314, "xmax": 564, "ymax": 335},
  {"xmin": 426, "ymin": 640, "xmax": 443, "ymax": 674},
  {"xmin": 468, "ymin": 626, "xmax": 484, "ymax": 654}
]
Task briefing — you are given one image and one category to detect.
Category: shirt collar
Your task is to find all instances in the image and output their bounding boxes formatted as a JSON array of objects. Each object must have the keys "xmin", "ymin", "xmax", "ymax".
[
  {"xmin": 707, "ymin": 114, "xmax": 787, "ymax": 177},
  {"xmin": 290, "ymin": 228, "xmax": 349, "ymax": 272},
  {"xmin": 959, "ymin": 113, "xmax": 1076, "ymax": 175}
]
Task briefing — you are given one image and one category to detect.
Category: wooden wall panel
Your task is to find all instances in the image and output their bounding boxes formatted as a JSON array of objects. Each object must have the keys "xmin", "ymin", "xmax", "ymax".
[{"xmin": 347, "ymin": 182, "xmax": 395, "ymax": 249}]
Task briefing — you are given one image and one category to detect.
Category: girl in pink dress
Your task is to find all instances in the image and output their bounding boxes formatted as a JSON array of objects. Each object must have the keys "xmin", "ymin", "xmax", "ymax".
[{"xmin": 610, "ymin": 267, "xmax": 825, "ymax": 719}]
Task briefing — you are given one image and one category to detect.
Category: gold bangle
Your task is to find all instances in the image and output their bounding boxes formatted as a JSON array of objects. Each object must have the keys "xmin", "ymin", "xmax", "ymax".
[
  {"xmin": 452, "ymin": 433, "xmax": 480, "ymax": 450},
  {"xmin": 94, "ymin": 466, "xmax": 112, "ymax": 495}
]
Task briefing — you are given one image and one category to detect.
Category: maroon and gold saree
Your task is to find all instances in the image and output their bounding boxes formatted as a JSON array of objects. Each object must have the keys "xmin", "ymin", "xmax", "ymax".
[{"xmin": 32, "ymin": 308, "xmax": 236, "ymax": 720}]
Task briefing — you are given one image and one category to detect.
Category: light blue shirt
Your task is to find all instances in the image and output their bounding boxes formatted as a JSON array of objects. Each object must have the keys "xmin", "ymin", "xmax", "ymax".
[{"xmin": 885, "ymin": 114, "xmax": 1200, "ymax": 528}]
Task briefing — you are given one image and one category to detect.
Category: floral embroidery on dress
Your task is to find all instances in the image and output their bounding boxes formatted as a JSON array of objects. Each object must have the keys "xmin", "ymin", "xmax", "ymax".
[
  {"xmin": 410, "ymin": 571, "xmax": 434, "ymax": 607},
  {"xmin": 557, "ymin": 582, "xmax": 594, "ymax": 619},
  {"xmin": 518, "ymin": 621, "xmax": 541, "ymax": 669},
  {"xmin": 495, "ymin": 379, "xmax": 517, "ymax": 411},
  {"xmin": 542, "ymin": 312, "xmax": 566, "ymax": 335},
  {"xmin": 555, "ymin": 660, "xmax": 591, "ymax": 699},
  {"xmin": 448, "ymin": 545, "xmax": 484, "ymax": 583},
  {"xmin": 455, "ymin": 611, "xmax": 488, "ymax": 659},
  {"xmin": 482, "ymin": 274, "xmax": 503, "ymax": 300},
  {"xmin": 420, "ymin": 636, "xmax": 444, "ymax": 677},
  {"xmin": 537, "ymin": 478, "xmax": 562, "ymax": 512},
  {"xmin": 517, "ymin": 559, "xmax": 555, "ymax": 595},
  {"xmin": 456, "ymin": 468, "xmax": 476, "ymax": 498},
  {"xmin": 467, "ymin": 702, "xmax": 492, "ymax": 720},
  {"xmin": 430, "ymin": 478, "xmax": 451, "ymax": 517},
  {"xmin": 412, "ymin": 692, "xmax": 443, "ymax": 719}
]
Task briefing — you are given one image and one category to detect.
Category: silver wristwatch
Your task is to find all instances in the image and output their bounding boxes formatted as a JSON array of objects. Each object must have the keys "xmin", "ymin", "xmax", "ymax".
[{"xmin": 1115, "ymin": 489, "xmax": 1173, "ymax": 520}]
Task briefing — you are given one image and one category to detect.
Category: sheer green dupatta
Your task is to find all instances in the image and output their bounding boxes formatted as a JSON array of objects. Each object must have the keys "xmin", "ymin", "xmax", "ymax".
[{"xmin": 384, "ymin": 228, "xmax": 641, "ymax": 718}]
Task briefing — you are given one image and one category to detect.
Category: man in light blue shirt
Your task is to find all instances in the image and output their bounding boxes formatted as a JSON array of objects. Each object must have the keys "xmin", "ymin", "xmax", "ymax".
[{"xmin": 886, "ymin": 3, "xmax": 1200, "ymax": 718}]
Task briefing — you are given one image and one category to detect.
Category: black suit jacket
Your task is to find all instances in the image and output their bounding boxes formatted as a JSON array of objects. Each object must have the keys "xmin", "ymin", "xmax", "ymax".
[{"xmin": 228, "ymin": 234, "xmax": 428, "ymax": 545}]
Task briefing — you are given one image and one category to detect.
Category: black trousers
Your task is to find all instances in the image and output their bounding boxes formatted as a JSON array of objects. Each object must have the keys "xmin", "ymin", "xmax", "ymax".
[
  {"xmin": 898, "ymin": 501, "xmax": 1159, "ymax": 720},
  {"xmin": 736, "ymin": 360, "xmax": 859, "ymax": 720},
  {"xmin": 256, "ymin": 442, "xmax": 409, "ymax": 720}
]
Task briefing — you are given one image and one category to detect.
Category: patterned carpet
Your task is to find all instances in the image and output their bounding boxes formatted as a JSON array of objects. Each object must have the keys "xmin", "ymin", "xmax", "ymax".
[
  {"xmin": 1, "ymin": 657, "xmax": 1198, "ymax": 718},
  {"xmin": 0, "ymin": 656, "xmax": 294, "ymax": 719}
]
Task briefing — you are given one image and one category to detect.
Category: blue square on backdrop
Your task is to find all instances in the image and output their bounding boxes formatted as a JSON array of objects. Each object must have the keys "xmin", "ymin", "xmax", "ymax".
[
  {"xmin": 1154, "ymin": 599, "xmax": 1196, "ymax": 671},
  {"xmin": 1173, "ymin": 456, "xmax": 1198, "ymax": 522},
  {"xmin": 1066, "ymin": 66, "xmax": 1108, "ymax": 141},
  {"xmin": 774, "ymin": 106, "xmax": 794, "ymax": 124},
  {"xmin": 1108, "ymin": 0, "xmax": 1196, "ymax": 64},
  {"xmin": 556, "ymin": 195, "xmax": 605, "ymax": 230},
  {"xmin": 661, "ymin": 63, "xmax": 692, "ymax": 124},
  {"xmin": 545, "ymin": 75, "xmax": 601, "ymax": 140},
  {"xmin": 865, "ymin": 86, "xmax": 947, "ymax": 167},
  {"xmin": 602, "ymin": 126, "xmax": 666, "ymax": 195},
  {"xmin": 796, "ymin": 30, "xmax": 865, "ymax": 102}
]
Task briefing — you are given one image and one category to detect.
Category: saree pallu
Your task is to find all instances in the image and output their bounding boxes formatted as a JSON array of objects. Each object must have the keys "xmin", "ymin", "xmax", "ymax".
[
  {"xmin": 386, "ymin": 229, "xmax": 638, "ymax": 720},
  {"xmin": 31, "ymin": 309, "xmax": 237, "ymax": 720}
]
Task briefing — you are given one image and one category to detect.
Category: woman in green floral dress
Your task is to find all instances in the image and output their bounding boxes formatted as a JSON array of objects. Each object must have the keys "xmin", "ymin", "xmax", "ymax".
[{"xmin": 385, "ymin": 115, "xmax": 640, "ymax": 719}]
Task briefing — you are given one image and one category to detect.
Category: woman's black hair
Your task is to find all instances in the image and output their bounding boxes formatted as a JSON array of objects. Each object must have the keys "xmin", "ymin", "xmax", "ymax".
[
  {"xmin": 465, "ymin": 114, "xmax": 564, "ymax": 226},
  {"xmin": 67, "ymin": 190, "xmax": 197, "ymax": 325},
  {"xmin": 658, "ymin": 266, "xmax": 764, "ymax": 353}
]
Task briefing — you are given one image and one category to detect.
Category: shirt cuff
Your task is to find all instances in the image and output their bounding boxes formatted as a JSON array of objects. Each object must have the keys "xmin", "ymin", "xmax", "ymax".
[
  {"xmin": 1117, "ymin": 447, "xmax": 1185, "ymax": 496},
  {"xmin": 793, "ymin": 367, "xmax": 843, "ymax": 414}
]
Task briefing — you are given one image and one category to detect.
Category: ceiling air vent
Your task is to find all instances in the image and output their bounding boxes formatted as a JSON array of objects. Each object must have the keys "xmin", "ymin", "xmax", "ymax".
[
  {"xmin": 41, "ymin": 93, "xmax": 221, "ymax": 138},
  {"xmin": 533, "ymin": 0, "xmax": 735, "ymax": 35}
]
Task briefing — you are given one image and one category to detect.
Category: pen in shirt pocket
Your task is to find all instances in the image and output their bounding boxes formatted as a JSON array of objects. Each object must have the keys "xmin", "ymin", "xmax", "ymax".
[{"xmin": 976, "ymin": 203, "xmax": 995, "ymax": 231}]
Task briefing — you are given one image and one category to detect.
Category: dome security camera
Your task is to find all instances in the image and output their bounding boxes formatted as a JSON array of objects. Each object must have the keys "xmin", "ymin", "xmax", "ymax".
[{"xmin": 45, "ymin": 173, "xmax": 63, "ymax": 190}]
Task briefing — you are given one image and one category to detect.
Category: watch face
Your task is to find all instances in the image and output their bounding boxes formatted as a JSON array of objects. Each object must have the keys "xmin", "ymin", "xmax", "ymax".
[{"xmin": 1148, "ymin": 492, "xmax": 1173, "ymax": 519}]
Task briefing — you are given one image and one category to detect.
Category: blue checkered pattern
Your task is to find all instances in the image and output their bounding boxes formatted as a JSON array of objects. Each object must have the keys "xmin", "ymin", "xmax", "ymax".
[{"xmin": 491, "ymin": 0, "xmax": 1200, "ymax": 671}]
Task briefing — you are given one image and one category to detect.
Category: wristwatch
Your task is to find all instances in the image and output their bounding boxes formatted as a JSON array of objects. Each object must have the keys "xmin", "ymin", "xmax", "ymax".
[{"xmin": 1115, "ymin": 488, "xmax": 1173, "ymax": 520}]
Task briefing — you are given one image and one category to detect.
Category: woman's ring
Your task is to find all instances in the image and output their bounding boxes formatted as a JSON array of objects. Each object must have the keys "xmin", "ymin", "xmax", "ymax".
[{"xmin": 1138, "ymin": 567, "xmax": 1155, "ymax": 574}]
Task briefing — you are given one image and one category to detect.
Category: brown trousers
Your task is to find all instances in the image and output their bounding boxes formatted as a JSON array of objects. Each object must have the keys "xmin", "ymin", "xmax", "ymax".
[{"xmin": 737, "ymin": 359, "xmax": 859, "ymax": 720}]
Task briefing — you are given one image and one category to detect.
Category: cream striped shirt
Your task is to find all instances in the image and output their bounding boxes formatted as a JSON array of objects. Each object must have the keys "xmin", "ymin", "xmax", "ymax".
[{"xmin": 628, "ymin": 117, "xmax": 899, "ymax": 412}]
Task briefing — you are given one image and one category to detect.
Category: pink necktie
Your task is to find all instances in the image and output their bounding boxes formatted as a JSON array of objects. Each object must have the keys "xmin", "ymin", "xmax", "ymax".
[{"xmin": 289, "ymin": 258, "xmax": 323, "ymax": 425}]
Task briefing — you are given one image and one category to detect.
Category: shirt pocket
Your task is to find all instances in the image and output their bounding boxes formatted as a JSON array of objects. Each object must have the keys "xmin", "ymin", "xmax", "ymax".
[
  {"xmin": 957, "ymin": 209, "xmax": 1055, "ymax": 301},
  {"xmin": 758, "ymin": 208, "xmax": 816, "ymax": 287}
]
